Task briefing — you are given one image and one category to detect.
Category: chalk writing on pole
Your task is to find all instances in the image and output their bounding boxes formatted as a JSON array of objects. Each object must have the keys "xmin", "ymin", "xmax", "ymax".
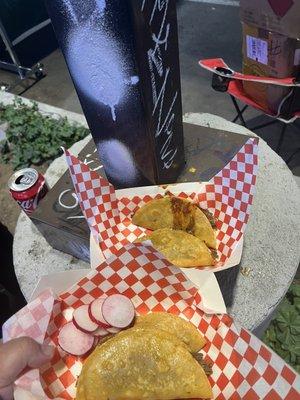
[{"xmin": 143, "ymin": 0, "xmax": 178, "ymax": 169}]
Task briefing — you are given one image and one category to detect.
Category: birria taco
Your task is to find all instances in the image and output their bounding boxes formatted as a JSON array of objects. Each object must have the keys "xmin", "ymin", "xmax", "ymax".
[
  {"xmin": 135, "ymin": 228, "xmax": 216, "ymax": 268},
  {"xmin": 132, "ymin": 196, "xmax": 217, "ymax": 250},
  {"xmin": 76, "ymin": 314, "xmax": 212, "ymax": 400}
]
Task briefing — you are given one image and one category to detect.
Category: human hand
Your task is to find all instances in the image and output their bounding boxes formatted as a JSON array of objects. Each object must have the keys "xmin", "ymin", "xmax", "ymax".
[{"xmin": 0, "ymin": 337, "xmax": 54, "ymax": 400}]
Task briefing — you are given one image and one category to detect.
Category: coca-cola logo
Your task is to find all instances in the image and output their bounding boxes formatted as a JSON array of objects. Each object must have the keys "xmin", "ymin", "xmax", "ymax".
[{"xmin": 17, "ymin": 193, "xmax": 39, "ymax": 213}]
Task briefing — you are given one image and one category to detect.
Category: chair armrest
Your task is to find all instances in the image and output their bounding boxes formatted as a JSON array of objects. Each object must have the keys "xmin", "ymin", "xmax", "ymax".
[{"xmin": 199, "ymin": 58, "xmax": 300, "ymax": 87}]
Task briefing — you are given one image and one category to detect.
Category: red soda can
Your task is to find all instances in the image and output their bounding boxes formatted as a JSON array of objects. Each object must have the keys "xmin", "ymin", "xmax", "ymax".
[{"xmin": 8, "ymin": 168, "xmax": 48, "ymax": 215}]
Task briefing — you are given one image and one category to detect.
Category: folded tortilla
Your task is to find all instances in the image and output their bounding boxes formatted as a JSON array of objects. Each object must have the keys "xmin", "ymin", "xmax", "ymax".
[
  {"xmin": 135, "ymin": 312, "xmax": 206, "ymax": 352},
  {"xmin": 132, "ymin": 196, "xmax": 217, "ymax": 249},
  {"xmin": 76, "ymin": 327, "xmax": 212, "ymax": 400},
  {"xmin": 138, "ymin": 228, "xmax": 215, "ymax": 267}
]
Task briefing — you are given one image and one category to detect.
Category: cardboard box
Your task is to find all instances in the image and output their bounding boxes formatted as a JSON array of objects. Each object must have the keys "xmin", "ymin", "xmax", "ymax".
[
  {"xmin": 242, "ymin": 23, "xmax": 300, "ymax": 113},
  {"xmin": 240, "ymin": 0, "xmax": 300, "ymax": 40}
]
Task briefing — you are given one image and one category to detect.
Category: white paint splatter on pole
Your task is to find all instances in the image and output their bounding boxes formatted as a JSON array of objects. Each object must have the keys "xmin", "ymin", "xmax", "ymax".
[
  {"xmin": 66, "ymin": 25, "xmax": 124, "ymax": 121},
  {"xmin": 64, "ymin": 0, "xmax": 140, "ymax": 121},
  {"xmin": 96, "ymin": 0, "xmax": 106, "ymax": 14},
  {"xmin": 63, "ymin": 0, "xmax": 78, "ymax": 23}
]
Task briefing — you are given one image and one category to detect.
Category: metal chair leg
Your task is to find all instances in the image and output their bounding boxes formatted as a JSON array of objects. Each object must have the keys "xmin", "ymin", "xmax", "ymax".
[
  {"xmin": 230, "ymin": 96, "xmax": 247, "ymax": 127},
  {"xmin": 232, "ymin": 105, "xmax": 248, "ymax": 123},
  {"xmin": 276, "ymin": 123, "xmax": 288, "ymax": 153}
]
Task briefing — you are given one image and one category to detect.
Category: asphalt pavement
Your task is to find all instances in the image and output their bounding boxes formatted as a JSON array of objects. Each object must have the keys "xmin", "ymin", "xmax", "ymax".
[{"xmin": 0, "ymin": 0, "xmax": 299, "ymax": 174}]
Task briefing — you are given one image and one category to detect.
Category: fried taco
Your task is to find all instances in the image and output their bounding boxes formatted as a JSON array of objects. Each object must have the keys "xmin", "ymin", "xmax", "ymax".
[
  {"xmin": 135, "ymin": 311, "xmax": 206, "ymax": 352},
  {"xmin": 132, "ymin": 196, "xmax": 217, "ymax": 249},
  {"xmin": 76, "ymin": 326, "xmax": 212, "ymax": 400},
  {"xmin": 136, "ymin": 228, "xmax": 215, "ymax": 268}
]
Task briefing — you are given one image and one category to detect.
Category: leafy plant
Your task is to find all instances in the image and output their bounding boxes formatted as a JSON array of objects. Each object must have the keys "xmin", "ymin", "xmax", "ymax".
[
  {"xmin": 263, "ymin": 283, "xmax": 300, "ymax": 373},
  {"xmin": 0, "ymin": 98, "xmax": 89, "ymax": 169}
]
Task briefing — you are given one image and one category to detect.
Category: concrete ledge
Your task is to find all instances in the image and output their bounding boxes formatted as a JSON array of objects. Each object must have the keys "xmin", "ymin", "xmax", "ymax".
[{"xmin": 11, "ymin": 107, "xmax": 300, "ymax": 335}]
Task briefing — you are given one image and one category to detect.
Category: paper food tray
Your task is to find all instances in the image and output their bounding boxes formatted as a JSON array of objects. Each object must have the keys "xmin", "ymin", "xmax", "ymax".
[
  {"xmin": 3, "ymin": 243, "xmax": 299, "ymax": 400},
  {"xmin": 65, "ymin": 137, "xmax": 258, "ymax": 272}
]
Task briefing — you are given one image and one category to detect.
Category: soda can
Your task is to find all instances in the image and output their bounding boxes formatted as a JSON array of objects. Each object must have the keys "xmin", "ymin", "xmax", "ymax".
[{"xmin": 8, "ymin": 168, "xmax": 48, "ymax": 215}]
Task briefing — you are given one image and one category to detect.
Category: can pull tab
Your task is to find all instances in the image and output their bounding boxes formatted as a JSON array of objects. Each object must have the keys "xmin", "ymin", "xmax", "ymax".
[
  {"xmin": 8, "ymin": 168, "xmax": 39, "ymax": 192},
  {"xmin": 16, "ymin": 170, "xmax": 37, "ymax": 187},
  {"xmin": 19, "ymin": 174, "xmax": 33, "ymax": 185}
]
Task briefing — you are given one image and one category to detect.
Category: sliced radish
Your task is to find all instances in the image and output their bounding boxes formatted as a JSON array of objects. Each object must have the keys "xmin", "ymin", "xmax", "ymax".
[
  {"xmin": 73, "ymin": 304, "xmax": 98, "ymax": 333},
  {"xmin": 106, "ymin": 326, "xmax": 121, "ymax": 334},
  {"xmin": 89, "ymin": 298, "xmax": 110, "ymax": 328},
  {"xmin": 58, "ymin": 322, "xmax": 94, "ymax": 356},
  {"xmin": 93, "ymin": 326, "xmax": 109, "ymax": 337},
  {"xmin": 102, "ymin": 294, "xmax": 135, "ymax": 328}
]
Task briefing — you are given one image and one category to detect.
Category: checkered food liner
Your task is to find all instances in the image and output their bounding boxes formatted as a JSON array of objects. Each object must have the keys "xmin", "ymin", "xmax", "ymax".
[
  {"xmin": 3, "ymin": 244, "xmax": 299, "ymax": 400},
  {"xmin": 64, "ymin": 137, "xmax": 258, "ymax": 269}
]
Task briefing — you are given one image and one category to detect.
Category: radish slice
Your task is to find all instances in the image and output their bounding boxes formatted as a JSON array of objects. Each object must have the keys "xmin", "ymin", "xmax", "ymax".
[
  {"xmin": 73, "ymin": 304, "xmax": 98, "ymax": 333},
  {"xmin": 93, "ymin": 326, "xmax": 109, "ymax": 337},
  {"xmin": 89, "ymin": 298, "xmax": 110, "ymax": 328},
  {"xmin": 102, "ymin": 294, "xmax": 135, "ymax": 328},
  {"xmin": 58, "ymin": 322, "xmax": 94, "ymax": 356},
  {"xmin": 106, "ymin": 326, "xmax": 121, "ymax": 334}
]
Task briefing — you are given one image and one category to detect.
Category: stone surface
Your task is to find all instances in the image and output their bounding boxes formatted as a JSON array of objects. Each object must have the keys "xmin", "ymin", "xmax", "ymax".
[
  {"xmin": 185, "ymin": 113, "xmax": 300, "ymax": 335},
  {"xmin": 14, "ymin": 112, "xmax": 300, "ymax": 335}
]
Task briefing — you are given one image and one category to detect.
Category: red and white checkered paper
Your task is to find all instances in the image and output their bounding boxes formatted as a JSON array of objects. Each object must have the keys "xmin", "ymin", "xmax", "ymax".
[
  {"xmin": 64, "ymin": 137, "xmax": 258, "ymax": 268},
  {"xmin": 3, "ymin": 244, "xmax": 300, "ymax": 400}
]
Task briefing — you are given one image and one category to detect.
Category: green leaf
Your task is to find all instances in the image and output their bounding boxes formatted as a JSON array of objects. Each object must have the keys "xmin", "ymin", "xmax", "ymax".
[
  {"xmin": 290, "ymin": 346, "xmax": 300, "ymax": 359},
  {"xmin": 276, "ymin": 309, "xmax": 300, "ymax": 332},
  {"xmin": 290, "ymin": 284, "xmax": 300, "ymax": 298},
  {"xmin": 0, "ymin": 98, "xmax": 89, "ymax": 169},
  {"xmin": 0, "ymin": 140, "xmax": 9, "ymax": 154},
  {"xmin": 290, "ymin": 352, "xmax": 297, "ymax": 364},
  {"xmin": 290, "ymin": 319, "xmax": 300, "ymax": 335},
  {"xmin": 262, "ymin": 283, "xmax": 300, "ymax": 372},
  {"xmin": 277, "ymin": 329, "xmax": 294, "ymax": 347},
  {"xmin": 0, "ymin": 153, "xmax": 9, "ymax": 163},
  {"xmin": 279, "ymin": 297, "xmax": 293, "ymax": 312},
  {"xmin": 267, "ymin": 324, "xmax": 277, "ymax": 342},
  {"xmin": 274, "ymin": 343, "xmax": 290, "ymax": 362},
  {"xmin": 294, "ymin": 297, "xmax": 300, "ymax": 311},
  {"xmin": 31, "ymin": 157, "xmax": 41, "ymax": 164}
]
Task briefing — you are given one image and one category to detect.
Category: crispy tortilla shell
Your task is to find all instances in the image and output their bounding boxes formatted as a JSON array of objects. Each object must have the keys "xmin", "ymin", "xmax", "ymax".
[
  {"xmin": 142, "ymin": 228, "xmax": 215, "ymax": 267},
  {"xmin": 132, "ymin": 197, "xmax": 216, "ymax": 249},
  {"xmin": 135, "ymin": 312, "xmax": 206, "ymax": 352},
  {"xmin": 76, "ymin": 327, "xmax": 212, "ymax": 400}
]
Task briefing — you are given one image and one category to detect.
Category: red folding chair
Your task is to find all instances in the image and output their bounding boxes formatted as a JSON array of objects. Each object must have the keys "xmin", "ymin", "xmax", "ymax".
[{"xmin": 199, "ymin": 58, "xmax": 300, "ymax": 163}]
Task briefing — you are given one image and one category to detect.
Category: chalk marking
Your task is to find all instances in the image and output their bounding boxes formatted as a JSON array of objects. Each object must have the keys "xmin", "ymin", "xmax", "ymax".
[{"xmin": 144, "ymin": 0, "xmax": 179, "ymax": 170}]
